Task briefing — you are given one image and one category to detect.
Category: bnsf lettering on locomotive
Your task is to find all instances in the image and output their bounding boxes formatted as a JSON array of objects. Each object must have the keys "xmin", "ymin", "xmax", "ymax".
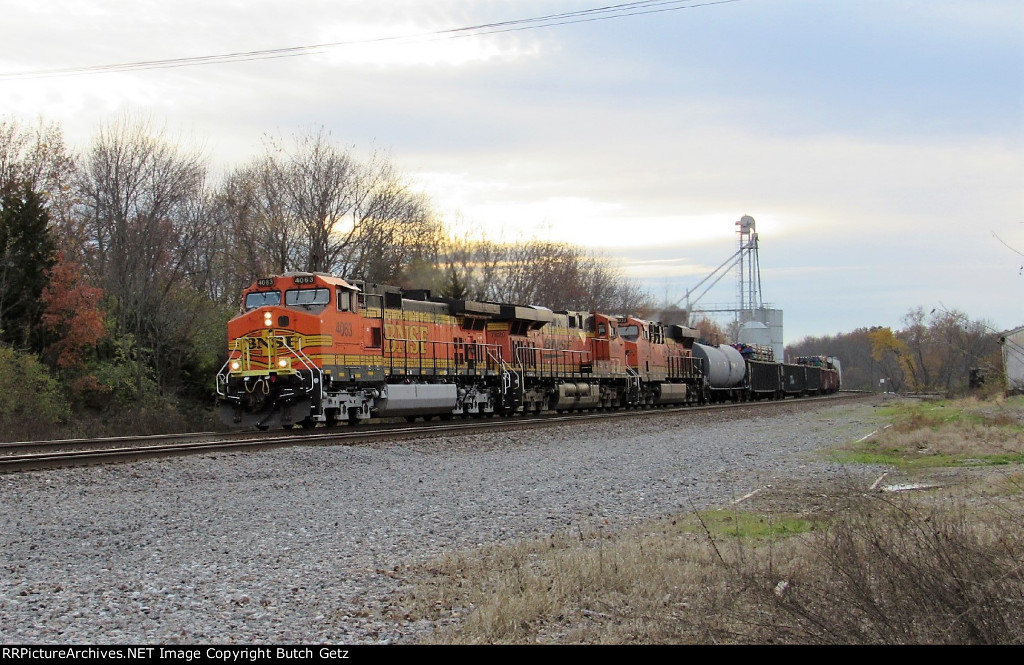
[
  {"xmin": 544, "ymin": 337, "xmax": 570, "ymax": 351},
  {"xmin": 380, "ymin": 324, "xmax": 428, "ymax": 354},
  {"xmin": 385, "ymin": 338, "xmax": 426, "ymax": 355}
]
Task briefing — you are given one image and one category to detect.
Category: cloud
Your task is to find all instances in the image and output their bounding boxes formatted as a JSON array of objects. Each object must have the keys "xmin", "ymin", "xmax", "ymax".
[{"xmin": 1, "ymin": 0, "xmax": 1020, "ymax": 341}]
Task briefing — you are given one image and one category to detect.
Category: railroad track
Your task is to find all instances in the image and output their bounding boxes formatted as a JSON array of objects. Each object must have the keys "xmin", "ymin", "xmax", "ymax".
[{"xmin": 0, "ymin": 392, "xmax": 870, "ymax": 473}]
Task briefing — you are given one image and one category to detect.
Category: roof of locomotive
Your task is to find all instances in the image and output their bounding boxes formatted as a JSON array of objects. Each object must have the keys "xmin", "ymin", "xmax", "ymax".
[
  {"xmin": 247, "ymin": 272, "xmax": 361, "ymax": 292},
  {"xmin": 242, "ymin": 274, "xmax": 693, "ymax": 337}
]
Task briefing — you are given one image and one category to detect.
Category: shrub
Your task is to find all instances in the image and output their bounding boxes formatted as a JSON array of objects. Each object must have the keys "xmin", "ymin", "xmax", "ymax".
[{"xmin": 0, "ymin": 342, "xmax": 69, "ymax": 440}]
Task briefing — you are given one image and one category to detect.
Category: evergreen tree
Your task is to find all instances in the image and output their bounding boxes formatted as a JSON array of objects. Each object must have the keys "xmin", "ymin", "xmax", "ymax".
[
  {"xmin": 0, "ymin": 183, "xmax": 57, "ymax": 350},
  {"xmin": 440, "ymin": 264, "xmax": 469, "ymax": 300}
]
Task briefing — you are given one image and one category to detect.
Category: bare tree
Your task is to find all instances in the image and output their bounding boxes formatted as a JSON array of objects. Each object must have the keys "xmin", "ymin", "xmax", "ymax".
[
  {"xmin": 788, "ymin": 309, "xmax": 1002, "ymax": 395},
  {"xmin": 439, "ymin": 235, "xmax": 651, "ymax": 313},
  {"xmin": 901, "ymin": 307, "xmax": 1001, "ymax": 394},
  {"xmin": 222, "ymin": 128, "xmax": 443, "ymax": 284},
  {"xmin": 218, "ymin": 155, "xmax": 293, "ymax": 289},
  {"xmin": 0, "ymin": 117, "xmax": 76, "ymax": 197},
  {"xmin": 73, "ymin": 116, "xmax": 210, "ymax": 393},
  {"xmin": 335, "ymin": 157, "xmax": 442, "ymax": 283},
  {"xmin": 273, "ymin": 130, "xmax": 366, "ymax": 273},
  {"xmin": 0, "ymin": 118, "xmax": 78, "ymax": 244}
]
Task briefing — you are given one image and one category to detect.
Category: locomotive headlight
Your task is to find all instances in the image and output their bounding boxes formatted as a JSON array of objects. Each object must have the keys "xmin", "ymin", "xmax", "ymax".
[
  {"xmin": 263, "ymin": 312, "xmax": 273, "ymax": 327},
  {"xmin": 277, "ymin": 359, "xmax": 289, "ymax": 369},
  {"xmin": 230, "ymin": 361, "xmax": 241, "ymax": 371}
]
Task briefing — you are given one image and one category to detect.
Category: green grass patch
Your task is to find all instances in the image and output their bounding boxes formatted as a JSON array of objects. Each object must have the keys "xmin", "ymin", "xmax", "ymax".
[
  {"xmin": 959, "ymin": 453, "xmax": 1024, "ymax": 467},
  {"xmin": 834, "ymin": 449, "xmax": 1024, "ymax": 470},
  {"xmin": 837, "ymin": 396, "xmax": 1024, "ymax": 470},
  {"xmin": 694, "ymin": 509, "xmax": 815, "ymax": 539}
]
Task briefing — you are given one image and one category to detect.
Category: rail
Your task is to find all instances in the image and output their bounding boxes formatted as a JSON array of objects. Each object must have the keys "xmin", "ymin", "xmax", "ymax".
[{"xmin": 1, "ymin": 393, "xmax": 867, "ymax": 473}]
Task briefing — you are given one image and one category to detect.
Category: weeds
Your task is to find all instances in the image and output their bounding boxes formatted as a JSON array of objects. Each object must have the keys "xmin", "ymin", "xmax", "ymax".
[
  {"xmin": 396, "ymin": 396, "xmax": 1024, "ymax": 644},
  {"xmin": 748, "ymin": 490, "xmax": 1024, "ymax": 643},
  {"xmin": 837, "ymin": 396, "xmax": 1024, "ymax": 469}
]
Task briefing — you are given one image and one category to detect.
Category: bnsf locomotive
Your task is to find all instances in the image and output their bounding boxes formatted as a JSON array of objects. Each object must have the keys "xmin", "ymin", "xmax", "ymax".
[{"xmin": 216, "ymin": 272, "xmax": 840, "ymax": 429}]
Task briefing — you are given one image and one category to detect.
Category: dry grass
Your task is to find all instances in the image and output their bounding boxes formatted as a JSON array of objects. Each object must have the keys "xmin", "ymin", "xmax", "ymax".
[
  {"xmin": 836, "ymin": 396, "xmax": 1024, "ymax": 470},
  {"xmin": 389, "ymin": 396, "xmax": 1024, "ymax": 644}
]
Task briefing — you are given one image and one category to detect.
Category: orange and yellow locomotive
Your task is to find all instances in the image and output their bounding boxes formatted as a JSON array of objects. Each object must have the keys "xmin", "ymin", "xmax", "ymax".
[{"xmin": 216, "ymin": 272, "xmax": 703, "ymax": 429}]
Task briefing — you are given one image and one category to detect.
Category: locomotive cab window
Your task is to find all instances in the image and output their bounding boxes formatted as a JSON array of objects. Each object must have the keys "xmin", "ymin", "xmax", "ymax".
[
  {"xmin": 245, "ymin": 290, "xmax": 281, "ymax": 311},
  {"xmin": 337, "ymin": 289, "xmax": 352, "ymax": 312},
  {"xmin": 618, "ymin": 325, "xmax": 640, "ymax": 342},
  {"xmin": 285, "ymin": 287, "xmax": 330, "ymax": 312}
]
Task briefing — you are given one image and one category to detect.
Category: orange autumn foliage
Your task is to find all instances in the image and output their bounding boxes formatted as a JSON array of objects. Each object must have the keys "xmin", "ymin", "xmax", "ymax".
[{"xmin": 40, "ymin": 253, "xmax": 105, "ymax": 371}]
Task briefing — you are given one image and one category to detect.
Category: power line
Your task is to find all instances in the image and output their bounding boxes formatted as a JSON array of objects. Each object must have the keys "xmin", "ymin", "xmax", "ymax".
[{"xmin": 0, "ymin": 0, "xmax": 746, "ymax": 80}]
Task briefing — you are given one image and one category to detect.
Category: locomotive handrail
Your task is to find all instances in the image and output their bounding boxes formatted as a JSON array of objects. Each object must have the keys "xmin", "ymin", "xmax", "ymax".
[
  {"xmin": 667, "ymin": 353, "xmax": 700, "ymax": 380},
  {"xmin": 379, "ymin": 336, "xmax": 461, "ymax": 377},
  {"xmin": 382, "ymin": 333, "xmax": 433, "ymax": 375},
  {"xmin": 624, "ymin": 363, "xmax": 641, "ymax": 388},
  {"xmin": 557, "ymin": 348, "xmax": 593, "ymax": 376},
  {"xmin": 480, "ymin": 342, "xmax": 504, "ymax": 375},
  {"xmin": 378, "ymin": 329, "xmax": 509, "ymax": 380},
  {"xmin": 215, "ymin": 339, "xmax": 245, "ymax": 397},
  {"xmin": 486, "ymin": 346, "xmax": 520, "ymax": 396},
  {"xmin": 512, "ymin": 344, "xmax": 534, "ymax": 375},
  {"xmin": 276, "ymin": 335, "xmax": 321, "ymax": 402},
  {"xmin": 513, "ymin": 345, "xmax": 592, "ymax": 379}
]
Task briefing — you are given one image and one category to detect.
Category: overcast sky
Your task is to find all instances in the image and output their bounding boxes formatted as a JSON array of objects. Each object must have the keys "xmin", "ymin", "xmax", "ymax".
[{"xmin": 2, "ymin": 0, "xmax": 1022, "ymax": 343}]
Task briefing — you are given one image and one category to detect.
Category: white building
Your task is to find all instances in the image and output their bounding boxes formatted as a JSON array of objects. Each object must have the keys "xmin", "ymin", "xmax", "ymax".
[{"xmin": 999, "ymin": 326, "xmax": 1024, "ymax": 394}]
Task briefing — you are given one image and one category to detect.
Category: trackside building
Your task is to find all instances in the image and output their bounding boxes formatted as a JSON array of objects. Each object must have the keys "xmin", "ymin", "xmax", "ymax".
[{"xmin": 999, "ymin": 326, "xmax": 1024, "ymax": 394}]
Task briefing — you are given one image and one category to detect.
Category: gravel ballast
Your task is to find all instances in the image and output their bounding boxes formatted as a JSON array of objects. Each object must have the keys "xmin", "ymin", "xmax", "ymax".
[{"xmin": 0, "ymin": 398, "xmax": 885, "ymax": 644}]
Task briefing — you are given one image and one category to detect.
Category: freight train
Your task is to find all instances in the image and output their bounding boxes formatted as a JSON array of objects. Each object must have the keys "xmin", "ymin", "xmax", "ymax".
[{"xmin": 216, "ymin": 272, "xmax": 840, "ymax": 429}]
